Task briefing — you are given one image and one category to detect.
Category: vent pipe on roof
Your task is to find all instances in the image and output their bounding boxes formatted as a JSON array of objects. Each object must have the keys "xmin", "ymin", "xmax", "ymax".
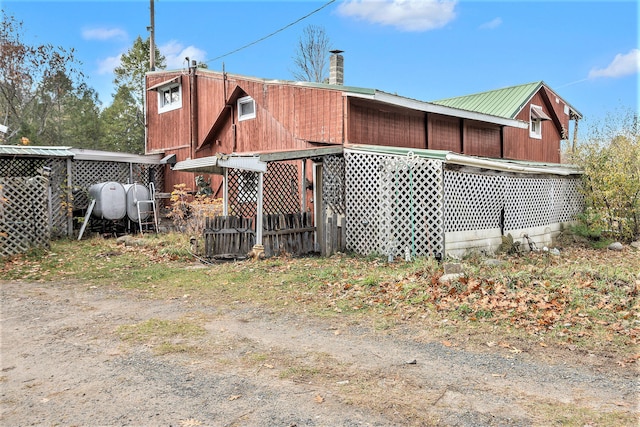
[{"xmin": 329, "ymin": 50, "xmax": 344, "ymax": 85}]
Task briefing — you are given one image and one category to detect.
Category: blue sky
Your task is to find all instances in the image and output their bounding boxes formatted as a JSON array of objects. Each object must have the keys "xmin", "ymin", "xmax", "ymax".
[{"xmin": 3, "ymin": 0, "xmax": 638, "ymax": 128}]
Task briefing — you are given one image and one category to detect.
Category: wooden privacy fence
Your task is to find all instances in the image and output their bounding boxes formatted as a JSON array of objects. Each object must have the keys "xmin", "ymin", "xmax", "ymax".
[
  {"xmin": 204, "ymin": 216, "xmax": 254, "ymax": 259},
  {"xmin": 323, "ymin": 211, "xmax": 346, "ymax": 256},
  {"xmin": 204, "ymin": 212, "xmax": 315, "ymax": 259}
]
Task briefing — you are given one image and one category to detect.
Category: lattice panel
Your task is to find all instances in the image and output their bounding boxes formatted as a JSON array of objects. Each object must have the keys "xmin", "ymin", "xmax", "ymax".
[
  {"xmin": 504, "ymin": 176, "xmax": 583, "ymax": 231},
  {"xmin": 379, "ymin": 155, "xmax": 444, "ymax": 258},
  {"xmin": 345, "ymin": 152, "xmax": 382, "ymax": 255},
  {"xmin": 345, "ymin": 151, "xmax": 444, "ymax": 258},
  {"xmin": 549, "ymin": 178, "xmax": 584, "ymax": 223},
  {"xmin": 322, "ymin": 155, "xmax": 346, "ymax": 215},
  {"xmin": 131, "ymin": 164, "xmax": 164, "ymax": 193},
  {"xmin": 444, "ymin": 170, "xmax": 504, "ymax": 232},
  {"xmin": 264, "ymin": 162, "xmax": 299, "ymax": 215},
  {"xmin": 228, "ymin": 161, "xmax": 300, "ymax": 218},
  {"xmin": 71, "ymin": 160, "xmax": 129, "ymax": 209},
  {"xmin": 444, "ymin": 169, "xmax": 584, "ymax": 233},
  {"xmin": 0, "ymin": 157, "xmax": 46, "ymax": 177},
  {"xmin": 48, "ymin": 159, "xmax": 70, "ymax": 238},
  {"xmin": 0, "ymin": 176, "xmax": 50, "ymax": 257}
]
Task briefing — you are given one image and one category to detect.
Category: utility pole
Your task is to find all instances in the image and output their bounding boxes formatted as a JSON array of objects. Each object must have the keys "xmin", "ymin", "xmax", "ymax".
[{"xmin": 149, "ymin": 0, "xmax": 155, "ymax": 71}]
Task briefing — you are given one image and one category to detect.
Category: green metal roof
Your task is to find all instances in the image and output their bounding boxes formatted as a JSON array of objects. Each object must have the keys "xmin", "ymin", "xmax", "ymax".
[
  {"xmin": 0, "ymin": 145, "xmax": 75, "ymax": 158},
  {"xmin": 432, "ymin": 82, "xmax": 543, "ymax": 119}
]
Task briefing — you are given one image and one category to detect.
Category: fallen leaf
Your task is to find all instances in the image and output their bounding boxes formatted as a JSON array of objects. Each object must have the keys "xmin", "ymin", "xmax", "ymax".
[
  {"xmin": 179, "ymin": 419, "xmax": 203, "ymax": 427},
  {"xmin": 442, "ymin": 340, "xmax": 452, "ymax": 347},
  {"xmin": 228, "ymin": 394, "xmax": 242, "ymax": 401},
  {"xmin": 314, "ymin": 395, "xmax": 324, "ymax": 403},
  {"xmin": 263, "ymin": 363, "xmax": 274, "ymax": 369}
]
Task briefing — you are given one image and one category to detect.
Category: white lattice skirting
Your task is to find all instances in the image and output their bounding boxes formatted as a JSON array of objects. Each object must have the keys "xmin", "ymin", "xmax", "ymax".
[{"xmin": 343, "ymin": 150, "xmax": 583, "ymax": 259}]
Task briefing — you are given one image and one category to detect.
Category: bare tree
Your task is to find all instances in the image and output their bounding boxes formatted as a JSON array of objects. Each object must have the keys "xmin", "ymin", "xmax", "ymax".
[{"xmin": 291, "ymin": 25, "xmax": 332, "ymax": 83}]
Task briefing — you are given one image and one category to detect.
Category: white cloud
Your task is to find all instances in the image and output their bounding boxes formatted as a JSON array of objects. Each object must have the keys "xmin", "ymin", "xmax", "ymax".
[
  {"xmin": 337, "ymin": 0, "xmax": 457, "ymax": 32},
  {"xmin": 96, "ymin": 54, "xmax": 122, "ymax": 75},
  {"xmin": 160, "ymin": 41, "xmax": 207, "ymax": 69},
  {"xmin": 82, "ymin": 27, "xmax": 127, "ymax": 41},
  {"xmin": 588, "ymin": 49, "xmax": 640, "ymax": 79},
  {"xmin": 479, "ymin": 17, "xmax": 502, "ymax": 30}
]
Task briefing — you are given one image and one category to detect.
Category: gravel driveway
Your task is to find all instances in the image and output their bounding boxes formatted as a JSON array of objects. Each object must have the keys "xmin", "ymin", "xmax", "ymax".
[{"xmin": 1, "ymin": 280, "xmax": 637, "ymax": 426}]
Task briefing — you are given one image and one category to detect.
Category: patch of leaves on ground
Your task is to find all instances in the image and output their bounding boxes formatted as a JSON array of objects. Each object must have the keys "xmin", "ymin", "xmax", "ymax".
[
  {"xmin": 2, "ymin": 235, "xmax": 638, "ymax": 363},
  {"xmin": 293, "ymin": 247, "xmax": 638, "ymax": 359}
]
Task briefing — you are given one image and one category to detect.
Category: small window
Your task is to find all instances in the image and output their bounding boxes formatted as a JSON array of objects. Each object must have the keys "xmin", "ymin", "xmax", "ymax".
[
  {"xmin": 530, "ymin": 118, "xmax": 541, "ymax": 139},
  {"xmin": 529, "ymin": 104, "xmax": 549, "ymax": 139},
  {"xmin": 158, "ymin": 84, "xmax": 182, "ymax": 113},
  {"xmin": 238, "ymin": 96, "xmax": 256, "ymax": 121}
]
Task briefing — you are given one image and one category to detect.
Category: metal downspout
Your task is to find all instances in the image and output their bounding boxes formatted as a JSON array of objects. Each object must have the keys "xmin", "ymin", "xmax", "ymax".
[{"xmin": 189, "ymin": 60, "xmax": 198, "ymax": 159}]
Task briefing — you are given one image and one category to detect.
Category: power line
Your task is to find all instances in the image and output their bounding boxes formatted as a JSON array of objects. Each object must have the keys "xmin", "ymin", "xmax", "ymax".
[{"xmin": 206, "ymin": 0, "xmax": 336, "ymax": 64}]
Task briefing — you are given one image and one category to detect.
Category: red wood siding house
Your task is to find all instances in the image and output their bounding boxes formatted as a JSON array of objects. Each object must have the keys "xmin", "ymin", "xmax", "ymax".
[
  {"xmin": 146, "ymin": 65, "xmax": 567, "ymax": 194},
  {"xmin": 144, "ymin": 59, "xmax": 583, "ymax": 258}
]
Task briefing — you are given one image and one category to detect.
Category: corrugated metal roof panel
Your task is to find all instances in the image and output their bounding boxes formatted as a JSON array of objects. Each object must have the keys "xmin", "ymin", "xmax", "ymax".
[
  {"xmin": 0, "ymin": 145, "xmax": 75, "ymax": 157},
  {"xmin": 432, "ymin": 82, "xmax": 542, "ymax": 119}
]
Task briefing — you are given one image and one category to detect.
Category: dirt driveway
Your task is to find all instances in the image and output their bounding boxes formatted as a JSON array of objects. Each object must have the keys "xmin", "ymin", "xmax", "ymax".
[{"xmin": 1, "ymin": 279, "xmax": 637, "ymax": 426}]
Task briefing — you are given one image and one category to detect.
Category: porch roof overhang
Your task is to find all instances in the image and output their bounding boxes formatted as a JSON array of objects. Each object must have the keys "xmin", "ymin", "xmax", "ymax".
[
  {"xmin": 0, "ymin": 145, "xmax": 75, "ymax": 158},
  {"xmin": 172, "ymin": 146, "xmax": 344, "ymax": 175},
  {"xmin": 147, "ymin": 76, "xmax": 180, "ymax": 91},
  {"xmin": 70, "ymin": 148, "xmax": 162, "ymax": 164},
  {"xmin": 173, "ymin": 155, "xmax": 268, "ymax": 175},
  {"xmin": 344, "ymin": 143, "xmax": 582, "ymax": 176},
  {"xmin": 531, "ymin": 105, "xmax": 552, "ymax": 121}
]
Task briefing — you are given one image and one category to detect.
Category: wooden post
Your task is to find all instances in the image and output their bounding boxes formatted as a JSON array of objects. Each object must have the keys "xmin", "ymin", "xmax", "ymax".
[
  {"xmin": 340, "ymin": 215, "xmax": 346, "ymax": 252},
  {"xmin": 66, "ymin": 158, "xmax": 73, "ymax": 237},
  {"xmin": 325, "ymin": 216, "xmax": 333, "ymax": 257},
  {"xmin": 222, "ymin": 168, "xmax": 229, "ymax": 216},
  {"xmin": 331, "ymin": 212, "xmax": 338, "ymax": 255},
  {"xmin": 250, "ymin": 171, "xmax": 265, "ymax": 259},
  {"xmin": 314, "ymin": 163, "xmax": 324, "ymax": 254},
  {"xmin": 301, "ymin": 159, "xmax": 306, "ymax": 212}
]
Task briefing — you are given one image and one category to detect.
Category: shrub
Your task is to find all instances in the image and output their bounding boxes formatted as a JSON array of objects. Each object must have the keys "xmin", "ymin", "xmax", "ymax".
[{"xmin": 168, "ymin": 183, "xmax": 223, "ymax": 235}]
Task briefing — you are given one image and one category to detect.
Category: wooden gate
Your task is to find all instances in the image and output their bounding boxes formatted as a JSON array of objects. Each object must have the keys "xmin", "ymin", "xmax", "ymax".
[{"xmin": 204, "ymin": 212, "xmax": 315, "ymax": 259}]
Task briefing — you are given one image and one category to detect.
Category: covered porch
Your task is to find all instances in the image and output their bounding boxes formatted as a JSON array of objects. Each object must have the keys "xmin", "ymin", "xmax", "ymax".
[{"xmin": 172, "ymin": 146, "xmax": 343, "ymax": 259}]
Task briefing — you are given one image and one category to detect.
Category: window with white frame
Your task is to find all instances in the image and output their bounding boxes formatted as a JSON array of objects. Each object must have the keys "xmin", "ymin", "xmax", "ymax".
[
  {"xmin": 158, "ymin": 83, "xmax": 182, "ymax": 113},
  {"xmin": 529, "ymin": 104, "xmax": 550, "ymax": 139},
  {"xmin": 237, "ymin": 96, "xmax": 256, "ymax": 121}
]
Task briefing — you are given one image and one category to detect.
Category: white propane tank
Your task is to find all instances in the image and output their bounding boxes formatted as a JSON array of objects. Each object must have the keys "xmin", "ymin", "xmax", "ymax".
[
  {"xmin": 123, "ymin": 183, "xmax": 151, "ymax": 222},
  {"xmin": 88, "ymin": 182, "xmax": 126, "ymax": 220}
]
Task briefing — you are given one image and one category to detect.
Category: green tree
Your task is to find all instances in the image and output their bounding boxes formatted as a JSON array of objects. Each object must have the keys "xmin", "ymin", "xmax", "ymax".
[
  {"xmin": 571, "ymin": 107, "xmax": 640, "ymax": 241},
  {"xmin": 0, "ymin": 11, "xmax": 89, "ymax": 145},
  {"xmin": 105, "ymin": 35, "xmax": 164, "ymax": 153},
  {"xmin": 64, "ymin": 83, "xmax": 103, "ymax": 148},
  {"xmin": 113, "ymin": 35, "xmax": 165, "ymax": 112},
  {"xmin": 99, "ymin": 86, "xmax": 145, "ymax": 154}
]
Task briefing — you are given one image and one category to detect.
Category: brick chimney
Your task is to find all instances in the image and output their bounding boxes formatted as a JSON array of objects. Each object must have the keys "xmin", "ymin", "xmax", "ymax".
[{"xmin": 329, "ymin": 50, "xmax": 344, "ymax": 85}]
